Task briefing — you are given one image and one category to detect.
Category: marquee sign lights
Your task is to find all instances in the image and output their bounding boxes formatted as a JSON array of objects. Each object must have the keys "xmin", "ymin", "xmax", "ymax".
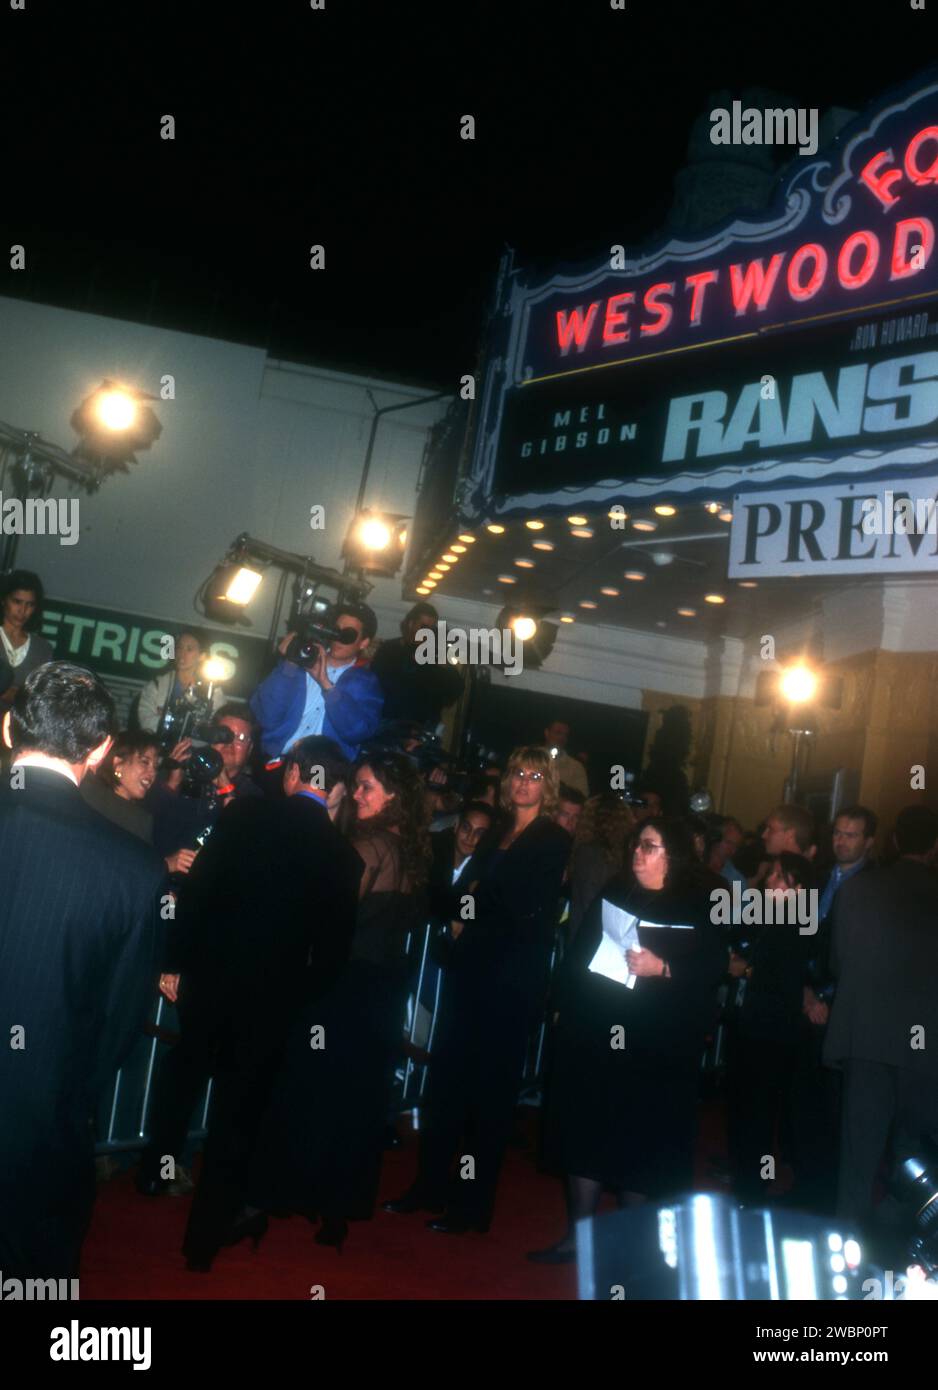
[
  {"xmin": 467, "ymin": 70, "xmax": 938, "ymax": 517},
  {"xmin": 530, "ymin": 87, "xmax": 938, "ymax": 380}
]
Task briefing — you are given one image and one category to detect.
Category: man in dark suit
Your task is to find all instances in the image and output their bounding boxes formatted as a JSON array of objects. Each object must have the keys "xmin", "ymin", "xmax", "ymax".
[
  {"xmin": 146, "ymin": 735, "xmax": 363, "ymax": 1269},
  {"xmin": 824, "ymin": 805, "xmax": 938, "ymax": 1233},
  {"xmin": 785, "ymin": 805, "xmax": 878, "ymax": 1213},
  {"xmin": 0, "ymin": 662, "xmax": 166, "ymax": 1278}
]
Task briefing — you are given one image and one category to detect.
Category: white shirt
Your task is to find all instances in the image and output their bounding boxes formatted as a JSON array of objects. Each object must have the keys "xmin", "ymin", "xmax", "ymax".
[
  {"xmin": 0, "ymin": 628, "xmax": 30, "ymax": 669},
  {"xmin": 11, "ymin": 752, "xmax": 79, "ymax": 787}
]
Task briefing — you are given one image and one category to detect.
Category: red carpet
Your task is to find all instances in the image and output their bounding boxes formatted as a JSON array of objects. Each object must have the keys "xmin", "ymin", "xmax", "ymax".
[
  {"xmin": 81, "ymin": 1119, "xmax": 576, "ymax": 1300},
  {"xmin": 80, "ymin": 1103, "xmax": 733, "ymax": 1300}
]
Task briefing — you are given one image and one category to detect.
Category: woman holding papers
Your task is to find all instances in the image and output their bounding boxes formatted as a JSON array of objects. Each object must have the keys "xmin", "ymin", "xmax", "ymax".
[{"xmin": 530, "ymin": 816, "xmax": 726, "ymax": 1263}]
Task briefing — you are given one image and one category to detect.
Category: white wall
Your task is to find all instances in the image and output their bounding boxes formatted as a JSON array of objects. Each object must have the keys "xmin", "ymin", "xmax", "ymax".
[
  {"xmin": 0, "ymin": 297, "xmax": 448, "ymax": 640},
  {"xmin": 0, "ymin": 294, "xmax": 727, "ymax": 713}
]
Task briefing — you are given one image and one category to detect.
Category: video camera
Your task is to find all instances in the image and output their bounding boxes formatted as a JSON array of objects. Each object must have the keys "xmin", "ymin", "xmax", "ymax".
[
  {"xmin": 363, "ymin": 722, "xmax": 494, "ymax": 798},
  {"xmin": 285, "ymin": 611, "xmax": 359, "ymax": 669}
]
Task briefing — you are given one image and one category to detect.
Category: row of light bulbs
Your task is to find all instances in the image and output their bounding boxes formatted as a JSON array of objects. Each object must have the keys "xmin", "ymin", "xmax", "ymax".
[
  {"xmin": 413, "ymin": 501, "xmax": 750, "ymax": 624},
  {"xmin": 415, "ymin": 533, "xmax": 477, "ymax": 595}
]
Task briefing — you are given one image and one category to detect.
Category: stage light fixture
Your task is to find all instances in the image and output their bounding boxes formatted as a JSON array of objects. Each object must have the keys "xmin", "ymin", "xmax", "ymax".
[
  {"xmin": 204, "ymin": 561, "xmax": 265, "ymax": 622},
  {"xmin": 495, "ymin": 606, "xmax": 559, "ymax": 669},
  {"xmin": 342, "ymin": 509, "xmax": 409, "ymax": 576},
  {"xmin": 71, "ymin": 379, "xmax": 162, "ymax": 468}
]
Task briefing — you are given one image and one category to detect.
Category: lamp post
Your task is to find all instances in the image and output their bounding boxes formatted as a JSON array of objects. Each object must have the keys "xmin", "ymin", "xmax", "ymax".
[{"xmin": 778, "ymin": 663, "xmax": 820, "ymax": 804}]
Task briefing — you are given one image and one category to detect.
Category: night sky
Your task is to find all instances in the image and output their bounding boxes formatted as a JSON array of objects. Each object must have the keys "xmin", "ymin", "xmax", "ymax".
[{"xmin": 2, "ymin": 0, "xmax": 934, "ymax": 387}]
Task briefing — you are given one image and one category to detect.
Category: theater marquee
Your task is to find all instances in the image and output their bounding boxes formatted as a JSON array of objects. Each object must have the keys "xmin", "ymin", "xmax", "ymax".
[{"xmin": 467, "ymin": 70, "xmax": 938, "ymax": 520}]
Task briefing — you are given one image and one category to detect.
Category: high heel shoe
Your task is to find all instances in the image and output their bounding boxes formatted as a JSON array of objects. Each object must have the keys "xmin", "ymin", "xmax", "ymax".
[
  {"xmin": 314, "ymin": 1216, "xmax": 348, "ymax": 1252},
  {"xmin": 221, "ymin": 1210, "xmax": 268, "ymax": 1251}
]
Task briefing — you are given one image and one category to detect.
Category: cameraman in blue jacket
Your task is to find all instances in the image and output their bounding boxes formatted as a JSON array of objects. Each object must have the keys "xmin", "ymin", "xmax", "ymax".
[{"xmin": 250, "ymin": 602, "xmax": 383, "ymax": 767}]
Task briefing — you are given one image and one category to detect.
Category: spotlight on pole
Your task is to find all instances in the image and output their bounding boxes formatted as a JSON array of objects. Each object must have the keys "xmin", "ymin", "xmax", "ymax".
[
  {"xmin": 342, "ymin": 509, "xmax": 409, "ymax": 577},
  {"xmin": 495, "ymin": 606, "xmax": 558, "ymax": 670},
  {"xmin": 779, "ymin": 664, "xmax": 819, "ymax": 705},
  {"xmin": 70, "ymin": 379, "xmax": 161, "ymax": 470}
]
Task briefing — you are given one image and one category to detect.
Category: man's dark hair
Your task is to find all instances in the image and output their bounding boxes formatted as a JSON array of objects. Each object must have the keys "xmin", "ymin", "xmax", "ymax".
[
  {"xmin": 284, "ymin": 735, "xmax": 350, "ymax": 791},
  {"xmin": 0, "ymin": 569, "xmax": 45, "ymax": 630},
  {"xmin": 558, "ymin": 783, "xmax": 586, "ymax": 807},
  {"xmin": 215, "ymin": 702, "xmax": 257, "ymax": 738},
  {"xmin": 894, "ymin": 805, "xmax": 938, "ymax": 856},
  {"xmin": 463, "ymin": 771, "xmax": 501, "ymax": 801},
  {"xmin": 10, "ymin": 662, "xmax": 115, "ymax": 761},
  {"xmin": 458, "ymin": 799, "xmax": 496, "ymax": 824},
  {"xmin": 835, "ymin": 804, "xmax": 878, "ymax": 840},
  {"xmin": 335, "ymin": 601, "xmax": 378, "ymax": 642},
  {"xmin": 176, "ymin": 626, "xmax": 206, "ymax": 649},
  {"xmin": 403, "ymin": 602, "xmax": 438, "ymax": 632}
]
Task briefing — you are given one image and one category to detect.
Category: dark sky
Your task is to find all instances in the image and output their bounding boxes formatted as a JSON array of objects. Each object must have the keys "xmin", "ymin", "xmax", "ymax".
[{"xmin": 2, "ymin": 0, "xmax": 934, "ymax": 388}]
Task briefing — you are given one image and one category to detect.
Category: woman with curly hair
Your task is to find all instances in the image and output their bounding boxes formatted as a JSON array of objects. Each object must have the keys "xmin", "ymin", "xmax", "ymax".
[
  {"xmin": 385, "ymin": 745, "xmax": 571, "ymax": 1234},
  {"xmin": 248, "ymin": 750, "xmax": 430, "ymax": 1250},
  {"xmin": 568, "ymin": 792, "xmax": 636, "ymax": 941}
]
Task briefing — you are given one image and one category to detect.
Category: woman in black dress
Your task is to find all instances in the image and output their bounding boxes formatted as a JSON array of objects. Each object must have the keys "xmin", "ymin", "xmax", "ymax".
[
  {"xmin": 248, "ymin": 750, "xmax": 430, "ymax": 1250},
  {"xmin": 384, "ymin": 745, "xmax": 571, "ymax": 1234},
  {"xmin": 530, "ymin": 816, "xmax": 726, "ymax": 1262}
]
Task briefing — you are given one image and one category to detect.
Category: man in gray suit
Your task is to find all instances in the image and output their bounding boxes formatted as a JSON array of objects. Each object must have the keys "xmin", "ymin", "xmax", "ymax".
[{"xmin": 824, "ymin": 805, "xmax": 938, "ymax": 1232}]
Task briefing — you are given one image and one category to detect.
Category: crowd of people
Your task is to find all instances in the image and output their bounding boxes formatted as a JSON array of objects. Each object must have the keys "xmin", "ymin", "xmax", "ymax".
[{"xmin": 1, "ymin": 571, "xmax": 937, "ymax": 1286}]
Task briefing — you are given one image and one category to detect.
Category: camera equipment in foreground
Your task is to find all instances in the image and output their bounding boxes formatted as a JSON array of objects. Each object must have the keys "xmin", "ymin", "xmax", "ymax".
[
  {"xmin": 363, "ymin": 722, "xmax": 495, "ymax": 797},
  {"xmin": 891, "ymin": 1145, "xmax": 938, "ymax": 1279},
  {"xmin": 284, "ymin": 612, "xmax": 358, "ymax": 668},
  {"xmin": 576, "ymin": 1193, "xmax": 880, "ymax": 1300}
]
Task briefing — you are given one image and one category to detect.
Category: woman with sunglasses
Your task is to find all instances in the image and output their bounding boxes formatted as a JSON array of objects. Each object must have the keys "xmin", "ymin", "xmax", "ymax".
[
  {"xmin": 530, "ymin": 816, "xmax": 726, "ymax": 1263},
  {"xmin": 384, "ymin": 745, "xmax": 571, "ymax": 1234}
]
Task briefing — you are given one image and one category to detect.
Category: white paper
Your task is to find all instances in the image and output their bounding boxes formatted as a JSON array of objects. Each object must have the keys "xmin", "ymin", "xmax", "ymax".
[{"xmin": 588, "ymin": 900, "xmax": 643, "ymax": 989}]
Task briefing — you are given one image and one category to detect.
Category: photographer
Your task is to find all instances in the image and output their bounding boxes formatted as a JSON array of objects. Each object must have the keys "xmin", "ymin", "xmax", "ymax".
[
  {"xmin": 137, "ymin": 628, "xmax": 223, "ymax": 734},
  {"xmin": 370, "ymin": 601, "xmax": 463, "ymax": 727},
  {"xmin": 250, "ymin": 602, "xmax": 383, "ymax": 768},
  {"xmin": 146, "ymin": 703, "xmax": 261, "ymax": 869}
]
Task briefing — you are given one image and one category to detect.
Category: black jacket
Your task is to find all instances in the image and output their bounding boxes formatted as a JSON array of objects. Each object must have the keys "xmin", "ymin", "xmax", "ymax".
[
  {"xmin": 165, "ymin": 793, "xmax": 363, "ymax": 1017},
  {"xmin": 0, "ymin": 766, "xmax": 167, "ymax": 1276},
  {"xmin": 556, "ymin": 875, "xmax": 727, "ymax": 1065},
  {"xmin": 370, "ymin": 637, "xmax": 463, "ymax": 727},
  {"xmin": 824, "ymin": 858, "xmax": 938, "ymax": 1073},
  {"xmin": 447, "ymin": 816, "xmax": 570, "ymax": 1009}
]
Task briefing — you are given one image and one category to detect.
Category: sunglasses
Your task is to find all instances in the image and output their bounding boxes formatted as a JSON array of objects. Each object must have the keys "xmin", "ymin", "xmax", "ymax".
[{"xmin": 511, "ymin": 769, "xmax": 544, "ymax": 782}]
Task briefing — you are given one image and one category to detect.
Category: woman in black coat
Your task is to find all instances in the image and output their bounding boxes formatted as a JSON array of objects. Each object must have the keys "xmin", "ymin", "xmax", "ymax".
[
  {"xmin": 384, "ymin": 745, "xmax": 571, "ymax": 1234},
  {"xmin": 247, "ymin": 750, "xmax": 431, "ymax": 1251},
  {"xmin": 530, "ymin": 816, "xmax": 726, "ymax": 1262}
]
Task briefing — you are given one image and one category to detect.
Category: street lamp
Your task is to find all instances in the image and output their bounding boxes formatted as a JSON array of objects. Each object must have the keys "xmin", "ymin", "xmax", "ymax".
[{"xmin": 779, "ymin": 662, "xmax": 820, "ymax": 803}]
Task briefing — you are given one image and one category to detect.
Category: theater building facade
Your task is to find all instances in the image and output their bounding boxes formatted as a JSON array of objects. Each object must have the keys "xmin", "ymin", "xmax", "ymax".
[{"xmin": 407, "ymin": 70, "xmax": 938, "ymax": 838}]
